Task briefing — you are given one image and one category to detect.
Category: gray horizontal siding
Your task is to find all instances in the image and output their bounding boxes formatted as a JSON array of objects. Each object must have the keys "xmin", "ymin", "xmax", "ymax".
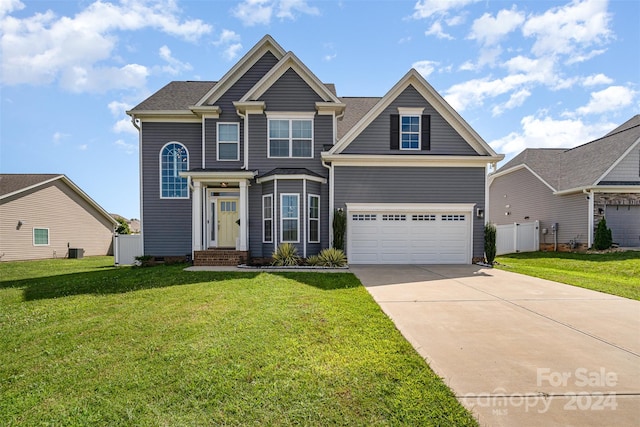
[
  {"xmin": 602, "ymin": 145, "xmax": 639, "ymax": 182},
  {"xmin": 141, "ymin": 122, "xmax": 200, "ymax": 256},
  {"xmin": 489, "ymin": 168, "xmax": 589, "ymax": 246},
  {"xmin": 334, "ymin": 166, "xmax": 486, "ymax": 259},
  {"xmin": 204, "ymin": 118, "xmax": 243, "ymax": 168},
  {"xmin": 259, "ymin": 68, "xmax": 324, "ymax": 111},
  {"xmin": 343, "ymin": 85, "xmax": 478, "ymax": 156}
]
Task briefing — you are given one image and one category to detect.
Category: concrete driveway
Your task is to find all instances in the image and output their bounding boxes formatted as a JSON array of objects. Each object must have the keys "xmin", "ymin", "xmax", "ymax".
[{"xmin": 350, "ymin": 265, "xmax": 640, "ymax": 427}]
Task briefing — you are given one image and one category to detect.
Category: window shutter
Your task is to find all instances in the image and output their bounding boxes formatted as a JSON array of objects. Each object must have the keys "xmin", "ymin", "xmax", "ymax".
[
  {"xmin": 421, "ymin": 115, "xmax": 431, "ymax": 151},
  {"xmin": 390, "ymin": 114, "xmax": 399, "ymax": 150}
]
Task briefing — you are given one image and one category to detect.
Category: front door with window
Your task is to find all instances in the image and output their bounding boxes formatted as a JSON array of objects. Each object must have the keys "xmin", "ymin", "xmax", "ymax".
[{"xmin": 216, "ymin": 199, "xmax": 239, "ymax": 247}]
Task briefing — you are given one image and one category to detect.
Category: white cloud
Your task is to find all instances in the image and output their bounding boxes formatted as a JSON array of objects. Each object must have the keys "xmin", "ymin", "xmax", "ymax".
[
  {"xmin": 108, "ymin": 100, "xmax": 139, "ymax": 135},
  {"xmin": 233, "ymin": 0, "xmax": 318, "ymax": 26},
  {"xmin": 412, "ymin": 60, "xmax": 439, "ymax": 78},
  {"xmin": 108, "ymin": 100, "xmax": 132, "ymax": 117},
  {"xmin": 412, "ymin": 0, "xmax": 479, "ymax": 19},
  {"xmin": 490, "ymin": 115, "xmax": 615, "ymax": 157},
  {"xmin": 159, "ymin": 45, "xmax": 192, "ymax": 75},
  {"xmin": 52, "ymin": 131, "xmax": 70, "ymax": 144},
  {"xmin": 445, "ymin": 15, "xmax": 465, "ymax": 26},
  {"xmin": 213, "ymin": 30, "xmax": 243, "ymax": 61},
  {"xmin": 469, "ymin": 7, "xmax": 524, "ymax": 46},
  {"xmin": 582, "ymin": 73, "xmax": 613, "ymax": 86},
  {"xmin": 1, "ymin": 0, "xmax": 211, "ymax": 91},
  {"xmin": 575, "ymin": 86, "xmax": 636, "ymax": 115},
  {"xmin": 425, "ymin": 21, "xmax": 453, "ymax": 40},
  {"xmin": 522, "ymin": 0, "xmax": 612, "ymax": 60},
  {"xmin": 492, "ymin": 89, "xmax": 531, "ymax": 116},
  {"xmin": 115, "ymin": 139, "xmax": 137, "ymax": 154},
  {"xmin": 0, "ymin": 0, "xmax": 23, "ymax": 17}
]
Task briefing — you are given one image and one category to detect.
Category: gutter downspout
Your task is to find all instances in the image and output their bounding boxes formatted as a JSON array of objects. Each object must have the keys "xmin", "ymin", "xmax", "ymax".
[{"xmin": 131, "ymin": 115, "xmax": 144, "ymax": 256}]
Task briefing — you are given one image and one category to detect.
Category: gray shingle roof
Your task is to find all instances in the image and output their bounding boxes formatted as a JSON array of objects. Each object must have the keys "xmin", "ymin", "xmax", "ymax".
[
  {"xmin": 131, "ymin": 81, "xmax": 217, "ymax": 111},
  {"xmin": 495, "ymin": 115, "xmax": 640, "ymax": 191},
  {"xmin": 337, "ymin": 97, "xmax": 381, "ymax": 140},
  {"xmin": 0, "ymin": 174, "xmax": 62, "ymax": 198}
]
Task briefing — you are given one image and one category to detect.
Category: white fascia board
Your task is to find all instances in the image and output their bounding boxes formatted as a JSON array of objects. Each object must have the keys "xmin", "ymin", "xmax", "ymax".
[
  {"xmin": 265, "ymin": 111, "xmax": 315, "ymax": 119},
  {"xmin": 330, "ymin": 69, "xmax": 500, "ymax": 158},
  {"xmin": 321, "ymin": 153, "xmax": 502, "ymax": 167},
  {"xmin": 195, "ymin": 35, "xmax": 286, "ymax": 106},
  {"xmin": 593, "ymin": 136, "xmax": 640, "ymax": 185},
  {"xmin": 488, "ymin": 163, "xmax": 557, "ymax": 192},
  {"xmin": 346, "ymin": 203, "xmax": 475, "ymax": 213},
  {"xmin": 256, "ymin": 174, "xmax": 327, "ymax": 184},
  {"xmin": 239, "ymin": 52, "xmax": 342, "ymax": 104},
  {"xmin": 180, "ymin": 171, "xmax": 258, "ymax": 181},
  {"xmin": 554, "ymin": 185, "xmax": 640, "ymax": 196},
  {"xmin": 127, "ymin": 110, "xmax": 200, "ymax": 123}
]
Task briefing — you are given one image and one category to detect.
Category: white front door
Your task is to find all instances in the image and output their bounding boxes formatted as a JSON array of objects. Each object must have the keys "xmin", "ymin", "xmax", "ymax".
[{"xmin": 207, "ymin": 196, "xmax": 240, "ymax": 248}]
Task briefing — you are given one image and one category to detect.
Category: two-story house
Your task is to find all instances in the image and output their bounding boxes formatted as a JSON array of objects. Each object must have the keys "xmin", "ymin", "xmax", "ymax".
[{"xmin": 127, "ymin": 35, "xmax": 503, "ymax": 265}]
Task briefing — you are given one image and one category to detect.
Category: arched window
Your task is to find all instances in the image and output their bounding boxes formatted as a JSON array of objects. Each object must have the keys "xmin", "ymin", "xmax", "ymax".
[{"xmin": 160, "ymin": 142, "xmax": 189, "ymax": 198}]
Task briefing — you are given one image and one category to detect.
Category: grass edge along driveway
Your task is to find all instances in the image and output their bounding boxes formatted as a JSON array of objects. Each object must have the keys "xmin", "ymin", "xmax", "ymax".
[
  {"xmin": 495, "ymin": 251, "xmax": 640, "ymax": 301},
  {"xmin": 0, "ymin": 257, "xmax": 477, "ymax": 426}
]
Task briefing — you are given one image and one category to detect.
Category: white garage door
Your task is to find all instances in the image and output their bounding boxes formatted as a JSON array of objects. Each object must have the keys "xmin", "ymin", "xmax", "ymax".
[
  {"xmin": 347, "ymin": 204, "xmax": 473, "ymax": 264},
  {"xmin": 607, "ymin": 205, "xmax": 640, "ymax": 247}
]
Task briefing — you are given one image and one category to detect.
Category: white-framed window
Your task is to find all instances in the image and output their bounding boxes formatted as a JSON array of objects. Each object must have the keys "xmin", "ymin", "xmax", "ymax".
[
  {"xmin": 280, "ymin": 194, "xmax": 299, "ymax": 243},
  {"xmin": 33, "ymin": 228, "xmax": 49, "ymax": 246},
  {"xmin": 262, "ymin": 194, "xmax": 273, "ymax": 243},
  {"xmin": 400, "ymin": 115, "xmax": 420, "ymax": 150},
  {"xmin": 160, "ymin": 142, "xmax": 189, "ymax": 198},
  {"xmin": 268, "ymin": 119, "xmax": 313, "ymax": 158},
  {"xmin": 217, "ymin": 122, "xmax": 240, "ymax": 161},
  {"xmin": 308, "ymin": 194, "xmax": 320, "ymax": 243}
]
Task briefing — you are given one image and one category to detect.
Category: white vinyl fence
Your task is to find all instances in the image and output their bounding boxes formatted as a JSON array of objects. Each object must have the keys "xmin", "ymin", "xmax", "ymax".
[
  {"xmin": 496, "ymin": 221, "xmax": 539, "ymax": 255},
  {"xmin": 114, "ymin": 234, "xmax": 143, "ymax": 265}
]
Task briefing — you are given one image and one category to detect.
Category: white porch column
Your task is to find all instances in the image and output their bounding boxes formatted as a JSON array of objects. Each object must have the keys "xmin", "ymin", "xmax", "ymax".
[
  {"xmin": 239, "ymin": 180, "xmax": 248, "ymax": 251},
  {"xmin": 587, "ymin": 190, "xmax": 594, "ymax": 248},
  {"xmin": 192, "ymin": 181, "xmax": 203, "ymax": 253}
]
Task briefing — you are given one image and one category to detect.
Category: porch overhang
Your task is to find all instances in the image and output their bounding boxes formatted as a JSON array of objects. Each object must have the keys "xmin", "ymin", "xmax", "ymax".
[{"xmin": 180, "ymin": 170, "xmax": 258, "ymax": 181}]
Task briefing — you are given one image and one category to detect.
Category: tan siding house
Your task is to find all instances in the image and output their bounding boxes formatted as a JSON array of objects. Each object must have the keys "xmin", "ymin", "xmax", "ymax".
[{"xmin": 0, "ymin": 174, "xmax": 117, "ymax": 261}]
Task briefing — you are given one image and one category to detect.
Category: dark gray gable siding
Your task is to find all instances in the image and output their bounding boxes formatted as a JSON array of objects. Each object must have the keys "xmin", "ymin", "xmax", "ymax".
[
  {"xmin": 141, "ymin": 122, "xmax": 201, "ymax": 256},
  {"xmin": 342, "ymin": 85, "xmax": 478, "ymax": 156},
  {"xmin": 334, "ymin": 166, "xmax": 486, "ymax": 259},
  {"xmin": 259, "ymin": 68, "xmax": 324, "ymax": 111},
  {"xmin": 204, "ymin": 52, "xmax": 279, "ymax": 169}
]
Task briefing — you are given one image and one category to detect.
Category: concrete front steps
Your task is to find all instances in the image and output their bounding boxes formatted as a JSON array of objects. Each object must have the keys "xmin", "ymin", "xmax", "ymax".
[{"xmin": 193, "ymin": 249, "xmax": 249, "ymax": 266}]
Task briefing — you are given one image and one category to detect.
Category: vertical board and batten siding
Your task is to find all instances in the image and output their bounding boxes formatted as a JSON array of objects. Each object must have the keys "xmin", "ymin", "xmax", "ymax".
[
  {"xmin": 489, "ymin": 167, "xmax": 589, "ymax": 247},
  {"xmin": 203, "ymin": 52, "xmax": 279, "ymax": 169},
  {"xmin": 0, "ymin": 181, "xmax": 114, "ymax": 262},
  {"xmin": 342, "ymin": 85, "xmax": 479, "ymax": 156},
  {"xmin": 602, "ymin": 145, "xmax": 640, "ymax": 182},
  {"xmin": 141, "ymin": 122, "xmax": 201, "ymax": 256},
  {"xmin": 334, "ymin": 166, "xmax": 486, "ymax": 259}
]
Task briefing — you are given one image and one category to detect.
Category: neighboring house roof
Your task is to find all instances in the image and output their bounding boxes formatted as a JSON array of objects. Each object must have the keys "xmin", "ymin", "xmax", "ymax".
[
  {"xmin": 492, "ymin": 115, "xmax": 640, "ymax": 192},
  {"xmin": 0, "ymin": 174, "xmax": 118, "ymax": 226}
]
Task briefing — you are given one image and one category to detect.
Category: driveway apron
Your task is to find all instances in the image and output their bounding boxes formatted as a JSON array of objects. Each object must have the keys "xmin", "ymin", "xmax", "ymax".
[{"xmin": 350, "ymin": 265, "xmax": 640, "ymax": 427}]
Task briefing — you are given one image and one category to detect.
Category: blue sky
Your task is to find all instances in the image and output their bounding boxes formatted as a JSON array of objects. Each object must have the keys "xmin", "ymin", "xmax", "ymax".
[{"xmin": 1, "ymin": 0, "xmax": 638, "ymax": 219}]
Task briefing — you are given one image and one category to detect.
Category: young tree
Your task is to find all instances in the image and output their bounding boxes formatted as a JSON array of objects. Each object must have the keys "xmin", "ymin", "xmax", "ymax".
[
  {"xmin": 484, "ymin": 222, "xmax": 497, "ymax": 265},
  {"xmin": 594, "ymin": 217, "xmax": 612, "ymax": 250},
  {"xmin": 115, "ymin": 217, "xmax": 131, "ymax": 235}
]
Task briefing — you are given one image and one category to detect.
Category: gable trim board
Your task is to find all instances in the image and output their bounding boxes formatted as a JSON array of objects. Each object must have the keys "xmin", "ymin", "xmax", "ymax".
[
  {"xmin": 322, "ymin": 154, "xmax": 501, "ymax": 167},
  {"xmin": 488, "ymin": 163, "xmax": 557, "ymax": 192}
]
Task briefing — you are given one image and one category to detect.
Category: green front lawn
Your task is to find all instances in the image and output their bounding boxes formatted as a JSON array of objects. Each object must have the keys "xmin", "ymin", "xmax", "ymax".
[
  {"xmin": 495, "ymin": 251, "xmax": 640, "ymax": 300},
  {"xmin": 0, "ymin": 257, "xmax": 476, "ymax": 426}
]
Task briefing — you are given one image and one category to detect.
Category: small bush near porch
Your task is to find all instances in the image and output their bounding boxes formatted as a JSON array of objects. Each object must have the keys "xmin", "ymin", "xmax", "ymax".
[
  {"xmin": 1, "ymin": 257, "xmax": 476, "ymax": 426},
  {"xmin": 496, "ymin": 251, "xmax": 640, "ymax": 300}
]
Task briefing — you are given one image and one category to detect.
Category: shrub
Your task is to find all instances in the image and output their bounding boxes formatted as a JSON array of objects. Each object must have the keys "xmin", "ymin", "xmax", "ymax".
[
  {"xmin": 134, "ymin": 255, "xmax": 155, "ymax": 267},
  {"xmin": 594, "ymin": 217, "xmax": 613, "ymax": 250},
  {"xmin": 272, "ymin": 243, "xmax": 300, "ymax": 266},
  {"xmin": 317, "ymin": 248, "xmax": 348, "ymax": 267},
  {"xmin": 115, "ymin": 217, "xmax": 131, "ymax": 234},
  {"xmin": 333, "ymin": 208, "xmax": 346, "ymax": 250},
  {"xmin": 305, "ymin": 254, "xmax": 321, "ymax": 266},
  {"xmin": 484, "ymin": 222, "xmax": 497, "ymax": 265}
]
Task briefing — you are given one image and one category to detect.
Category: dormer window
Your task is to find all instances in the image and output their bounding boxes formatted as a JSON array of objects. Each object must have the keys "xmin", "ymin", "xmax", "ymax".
[
  {"xmin": 391, "ymin": 107, "xmax": 431, "ymax": 151},
  {"xmin": 401, "ymin": 115, "xmax": 420, "ymax": 150}
]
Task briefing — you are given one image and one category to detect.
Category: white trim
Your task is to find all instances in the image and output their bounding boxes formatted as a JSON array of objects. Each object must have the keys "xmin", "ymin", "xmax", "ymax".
[
  {"xmin": 397, "ymin": 107, "xmax": 424, "ymax": 115},
  {"xmin": 33, "ymin": 227, "xmax": 50, "ymax": 246},
  {"xmin": 265, "ymin": 111, "xmax": 315, "ymax": 119},
  {"xmin": 303, "ymin": 179, "xmax": 307, "ymax": 258},
  {"xmin": 216, "ymin": 122, "xmax": 240, "ymax": 161},
  {"xmin": 280, "ymin": 193, "xmax": 300, "ymax": 243},
  {"xmin": 256, "ymin": 174, "xmax": 326, "ymax": 184},
  {"xmin": 594, "ymin": 136, "xmax": 640, "ymax": 184},
  {"xmin": 329, "ymin": 69, "xmax": 500, "ymax": 157},
  {"xmin": 180, "ymin": 171, "xmax": 257, "ymax": 180},
  {"xmin": 346, "ymin": 203, "xmax": 476, "ymax": 213},
  {"xmin": 267, "ymin": 117, "xmax": 314, "ymax": 159},
  {"xmin": 201, "ymin": 118, "xmax": 206, "ymax": 169},
  {"xmin": 274, "ymin": 180, "xmax": 279, "ymax": 247},
  {"xmin": 488, "ymin": 163, "xmax": 557, "ymax": 192},
  {"xmin": 399, "ymin": 114, "xmax": 421, "ymax": 151},
  {"xmin": 196, "ymin": 35, "xmax": 287, "ymax": 106},
  {"xmin": 587, "ymin": 189, "xmax": 594, "ymax": 248},
  {"xmin": 554, "ymin": 185, "xmax": 640, "ymax": 196},
  {"xmin": 322, "ymin": 153, "xmax": 502, "ymax": 167},
  {"xmin": 159, "ymin": 141, "xmax": 190, "ymax": 199},
  {"xmin": 192, "ymin": 182, "xmax": 203, "ymax": 252},
  {"xmin": 262, "ymin": 194, "xmax": 274, "ymax": 244},
  {"xmin": 308, "ymin": 194, "xmax": 320, "ymax": 244},
  {"xmin": 240, "ymin": 51, "xmax": 342, "ymax": 104},
  {"xmin": 126, "ymin": 111, "xmax": 200, "ymax": 122}
]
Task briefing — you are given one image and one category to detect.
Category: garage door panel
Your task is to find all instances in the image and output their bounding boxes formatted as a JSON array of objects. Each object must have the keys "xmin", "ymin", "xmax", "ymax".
[
  {"xmin": 606, "ymin": 206, "xmax": 640, "ymax": 247},
  {"xmin": 348, "ymin": 206, "xmax": 472, "ymax": 264}
]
